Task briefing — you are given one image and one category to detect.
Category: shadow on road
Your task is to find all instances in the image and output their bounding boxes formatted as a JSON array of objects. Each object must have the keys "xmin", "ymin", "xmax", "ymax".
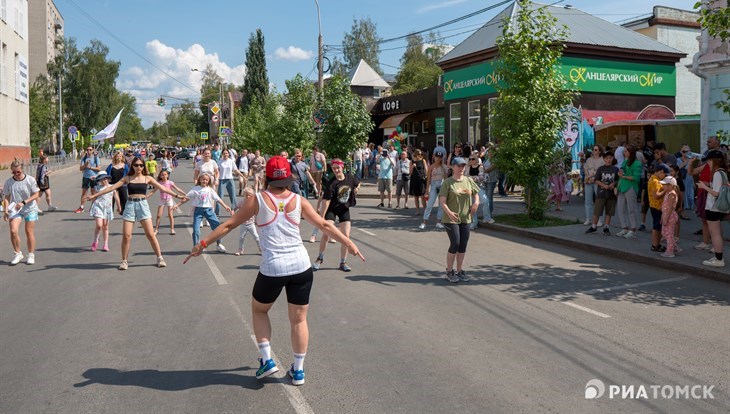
[{"xmin": 72, "ymin": 366, "xmax": 265, "ymax": 391}]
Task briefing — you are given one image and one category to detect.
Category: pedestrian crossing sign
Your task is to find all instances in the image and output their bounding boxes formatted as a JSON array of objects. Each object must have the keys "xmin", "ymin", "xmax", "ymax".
[{"xmin": 201, "ymin": 132, "xmax": 209, "ymax": 140}]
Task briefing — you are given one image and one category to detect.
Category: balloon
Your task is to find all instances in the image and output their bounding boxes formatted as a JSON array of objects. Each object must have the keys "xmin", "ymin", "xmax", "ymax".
[{"xmin": 396, "ymin": 126, "xmax": 402, "ymax": 134}]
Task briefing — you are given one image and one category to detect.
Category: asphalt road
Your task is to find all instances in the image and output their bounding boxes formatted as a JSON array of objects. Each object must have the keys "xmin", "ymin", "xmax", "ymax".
[{"xmin": 1, "ymin": 161, "xmax": 728, "ymax": 414}]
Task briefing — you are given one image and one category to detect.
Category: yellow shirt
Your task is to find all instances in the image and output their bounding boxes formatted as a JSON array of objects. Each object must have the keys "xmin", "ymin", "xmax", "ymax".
[
  {"xmin": 146, "ymin": 160, "xmax": 157, "ymax": 175},
  {"xmin": 648, "ymin": 175, "xmax": 663, "ymax": 210}
]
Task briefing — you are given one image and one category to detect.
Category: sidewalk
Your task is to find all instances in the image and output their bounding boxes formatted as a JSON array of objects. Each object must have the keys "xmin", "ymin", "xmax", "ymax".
[{"xmin": 355, "ymin": 177, "xmax": 729, "ymax": 283}]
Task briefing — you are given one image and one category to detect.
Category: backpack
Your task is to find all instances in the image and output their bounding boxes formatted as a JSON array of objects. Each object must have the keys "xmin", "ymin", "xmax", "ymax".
[{"xmin": 713, "ymin": 170, "xmax": 730, "ymax": 213}]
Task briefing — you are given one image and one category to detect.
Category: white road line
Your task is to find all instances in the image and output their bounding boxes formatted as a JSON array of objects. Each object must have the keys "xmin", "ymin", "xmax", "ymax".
[
  {"xmin": 561, "ymin": 302, "xmax": 611, "ymax": 318},
  {"xmin": 358, "ymin": 228, "xmax": 376, "ymax": 236},
  {"xmin": 578, "ymin": 276, "xmax": 689, "ymax": 295},
  {"xmin": 227, "ymin": 297, "xmax": 314, "ymax": 414},
  {"xmin": 186, "ymin": 226, "xmax": 228, "ymax": 285}
]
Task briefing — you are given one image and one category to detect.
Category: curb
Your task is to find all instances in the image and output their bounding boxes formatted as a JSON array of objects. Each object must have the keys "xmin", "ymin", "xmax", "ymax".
[{"xmin": 484, "ymin": 222, "xmax": 730, "ymax": 284}]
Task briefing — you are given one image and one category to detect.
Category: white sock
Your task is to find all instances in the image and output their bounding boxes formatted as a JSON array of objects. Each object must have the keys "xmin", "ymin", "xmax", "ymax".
[
  {"xmin": 293, "ymin": 352, "xmax": 306, "ymax": 371},
  {"xmin": 258, "ymin": 341, "xmax": 271, "ymax": 362}
]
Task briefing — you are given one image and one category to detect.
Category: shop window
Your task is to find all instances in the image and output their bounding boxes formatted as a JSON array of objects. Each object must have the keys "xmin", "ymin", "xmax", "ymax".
[
  {"xmin": 412, "ymin": 122, "xmax": 418, "ymax": 135},
  {"xmin": 450, "ymin": 103, "xmax": 461, "ymax": 144},
  {"xmin": 468, "ymin": 100, "xmax": 481, "ymax": 145},
  {"xmin": 422, "ymin": 120, "xmax": 429, "ymax": 134}
]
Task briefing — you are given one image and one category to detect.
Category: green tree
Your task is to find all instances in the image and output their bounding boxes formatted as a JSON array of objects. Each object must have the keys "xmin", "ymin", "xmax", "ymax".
[
  {"xmin": 29, "ymin": 75, "xmax": 58, "ymax": 155},
  {"xmin": 318, "ymin": 75, "xmax": 374, "ymax": 160},
  {"xmin": 341, "ymin": 17, "xmax": 382, "ymax": 75},
  {"xmin": 110, "ymin": 92, "xmax": 144, "ymax": 143},
  {"xmin": 232, "ymin": 93, "xmax": 281, "ymax": 155},
  {"xmin": 491, "ymin": 0, "xmax": 576, "ymax": 220},
  {"xmin": 695, "ymin": 0, "xmax": 730, "ymax": 140},
  {"xmin": 329, "ymin": 56, "xmax": 347, "ymax": 77},
  {"xmin": 280, "ymin": 74, "xmax": 317, "ymax": 154},
  {"xmin": 242, "ymin": 29, "xmax": 269, "ymax": 112},
  {"xmin": 198, "ymin": 64, "xmax": 224, "ymax": 118},
  {"xmin": 393, "ymin": 32, "xmax": 444, "ymax": 94}
]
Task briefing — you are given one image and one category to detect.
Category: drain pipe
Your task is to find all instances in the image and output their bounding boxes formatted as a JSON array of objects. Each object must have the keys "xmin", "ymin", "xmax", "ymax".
[{"xmin": 690, "ymin": 1, "xmax": 710, "ymax": 149}]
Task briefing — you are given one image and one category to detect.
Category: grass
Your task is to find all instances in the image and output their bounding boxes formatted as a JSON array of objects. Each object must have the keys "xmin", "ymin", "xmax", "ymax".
[{"xmin": 495, "ymin": 213, "xmax": 579, "ymax": 228}]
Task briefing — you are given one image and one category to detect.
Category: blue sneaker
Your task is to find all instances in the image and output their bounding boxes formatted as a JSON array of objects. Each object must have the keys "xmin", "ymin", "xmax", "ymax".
[
  {"xmin": 256, "ymin": 358, "xmax": 279, "ymax": 379},
  {"xmin": 288, "ymin": 364, "xmax": 305, "ymax": 386}
]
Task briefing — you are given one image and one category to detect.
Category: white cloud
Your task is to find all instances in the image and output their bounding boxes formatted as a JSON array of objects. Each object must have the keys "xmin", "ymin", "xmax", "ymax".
[
  {"xmin": 417, "ymin": 0, "xmax": 470, "ymax": 14},
  {"xmin": 118, "ymin": 40, "xmax": 246, "ymax": 128},
  {"xmin": 273, "ymin": 46, "xmax": 314, "ymax": 61}
]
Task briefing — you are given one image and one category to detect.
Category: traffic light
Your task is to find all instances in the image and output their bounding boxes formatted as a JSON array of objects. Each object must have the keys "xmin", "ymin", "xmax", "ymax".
[{"xmin": 157, "ymin": 98, "xmax": 165, "ymax": 107}]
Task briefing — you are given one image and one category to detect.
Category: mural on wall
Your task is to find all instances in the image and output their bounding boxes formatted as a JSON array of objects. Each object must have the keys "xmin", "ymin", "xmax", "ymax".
[{"xmin": 559, "ymin": 104, "xmax": 594, "ymax": 170}]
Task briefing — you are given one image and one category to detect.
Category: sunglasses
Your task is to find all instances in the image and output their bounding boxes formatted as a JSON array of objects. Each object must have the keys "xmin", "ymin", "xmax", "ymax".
[
  {"xmin": 86, "ymin": 149, "xmax": 93, "ymax": 151},
  {"xmin": 132, "ymin": 164, "xmax": 144, "ymax": 167}
]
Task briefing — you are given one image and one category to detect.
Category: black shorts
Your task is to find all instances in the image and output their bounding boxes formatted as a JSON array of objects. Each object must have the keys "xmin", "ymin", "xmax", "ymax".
[
  {"xmin": 252, "ymin": 268, "xmax": 314, "ymax": 306},
  {"xmin": 324, "ymin": 206, "xmax": 351, "ymax": 223},
  {"xmin": 650, "ymin": 207, "xmax": 662, "ymax": 231},
  {"xmin": 82, "ymin": 177, "xmax": 95, "ymax": 189},
  {"xmin": 706, "ymin": 210, "xmax": 726, "ymax": 222}
]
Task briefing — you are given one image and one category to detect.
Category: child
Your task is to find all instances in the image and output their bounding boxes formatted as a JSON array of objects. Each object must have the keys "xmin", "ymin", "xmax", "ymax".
[
  {"xmin": 36, "ymin": 155, "xmax": 57, "ymax": 212},
  {"xmin": 585, "ymin": 151, "xmax": 618, "ymax": 235},
  {"xmin": 148, "ymin": 170, "xmax": 185, "ymax": 235},
  {"xmin": 173, "ymin": 173, "xmax": 232, "ymax": 252},
  {"xmin": 235, "ymin": 214, "xmax": 261, "ymax": 256},
  {"xmin": 648, "ymin": 164, "xmax": 670, "ymax": 252},
  {"xmin": 88, "ymin": 172, "xmax": 114, "ymax": 252},
  {"xmin": 659, "ymin": 176, "xmax": 680, "ymax": 258},
  {"xmin": 145, "ymin": 154, "xmax": 157, "ymax": 177}
]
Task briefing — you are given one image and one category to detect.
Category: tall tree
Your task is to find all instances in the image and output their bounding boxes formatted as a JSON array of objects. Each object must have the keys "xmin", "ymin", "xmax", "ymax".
[
  {"xmin": 393, "ymin": 32, "xmax": 444, "ymax": 94},
  {"xmin": 199, "ymin": 64, "xmax": 224, "ymax": 117},
  {"xmin": 242, "ymin": 29, "xmax": 269, "ymax": 112},
  {"xmin": 29, "ymin": 76, "xmax": 57, "ymax": 155},
  {"xmin": 342, "ymin": 17, "xmax": 382, "ymax": 75},
  {"xmin": 319, "ymin": 75, "xmax": 374, "ymax": 160},
  {"xmin": 280, "ymin": 74, "xmax": 317, "ymax": 154},
  {"xmin": 232, "ymin": 94, "xmax": 281, "ymax": 154},
  {"xmin": 491, "ymin": 0, "xmax": 576, "ymax": 220}
]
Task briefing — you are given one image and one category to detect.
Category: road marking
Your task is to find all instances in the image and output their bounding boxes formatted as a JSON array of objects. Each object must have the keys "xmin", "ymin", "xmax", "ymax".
[
  {"xmin": 186, "ymin": 226, "xmax": 228, "ymax": 285},
  {"xmin": 358, "ymin": 228, "xmax": 376, "ymax": 236},
  {"xmin": 578, "ymin": 276, "xmax": 689, "ymax": 295},
  {"xmin": 561, "ymin": 301, "xmax": 611, "ymax": 318},
  {"xmin": 227, "ymin": 297, "xmax": 314, "ymax": 414}
]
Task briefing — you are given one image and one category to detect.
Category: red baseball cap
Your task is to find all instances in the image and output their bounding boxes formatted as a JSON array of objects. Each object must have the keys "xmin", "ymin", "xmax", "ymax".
[{"xmin": 265, "ymin": 156, "xmax": 296, "ymax": 187}]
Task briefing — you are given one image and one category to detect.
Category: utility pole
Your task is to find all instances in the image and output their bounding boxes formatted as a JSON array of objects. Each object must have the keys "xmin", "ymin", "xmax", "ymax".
[
  {"xmin": 58, "ymin": 71, "xmax": 63, "ymax": 153},
  {"xmin": 315, "ymin": 0, "xmax": 323, "ymax": 93}
]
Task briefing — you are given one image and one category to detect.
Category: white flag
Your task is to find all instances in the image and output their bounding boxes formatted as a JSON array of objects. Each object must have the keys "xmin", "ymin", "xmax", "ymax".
[{"xmin": 92, "ymin": 109, "xmax": 124, "ymax": 141}]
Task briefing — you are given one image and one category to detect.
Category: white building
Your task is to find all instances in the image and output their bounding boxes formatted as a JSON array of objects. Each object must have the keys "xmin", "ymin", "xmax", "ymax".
[
  {"xmin": 691, "ymin": 0, "xmax": 730, "ymax": 147},
  {"xmin": 0, "ymin": 0, "xmax": 30, "ymax": 165},
  {"xmin": 622, "ymin": 6, "xmax": 701, "ymax": 118}
]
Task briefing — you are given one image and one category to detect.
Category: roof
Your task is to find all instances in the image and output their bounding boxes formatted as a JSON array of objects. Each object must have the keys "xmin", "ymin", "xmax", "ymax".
[
  {"xmin": 439, "ymin": 2, "xmax": 683, "ymax": 65},
  {"xmin": 348, "ymin": 59, "xmax": 390, "ymax": 88}
]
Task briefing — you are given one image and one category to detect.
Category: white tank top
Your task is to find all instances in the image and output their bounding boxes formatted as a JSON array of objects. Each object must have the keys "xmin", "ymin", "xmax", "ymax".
[{"xmin": 255, "ymin": 191, "xmax": 311, "ymax": 276}]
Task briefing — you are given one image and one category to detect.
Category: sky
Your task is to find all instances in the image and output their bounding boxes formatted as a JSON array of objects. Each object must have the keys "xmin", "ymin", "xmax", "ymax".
[{"xmin": 55, "ymin": 0, "xmax": 698, "ymax": 128}]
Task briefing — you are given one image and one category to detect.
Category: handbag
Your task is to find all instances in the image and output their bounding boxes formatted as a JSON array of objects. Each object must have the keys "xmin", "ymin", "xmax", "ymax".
[{"xmin": 713, "ymin": 170, "xmax": 730, "ymax": 213}]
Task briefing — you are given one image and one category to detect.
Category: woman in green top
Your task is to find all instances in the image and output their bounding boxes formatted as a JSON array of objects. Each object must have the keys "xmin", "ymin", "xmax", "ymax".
[
  {"xmin": 616, "ymin": 145, "xmax": 642, "ymax": 239},
  {"xmin": 439, "ymin": 157, "xmax": 480, "ymax": 283}
]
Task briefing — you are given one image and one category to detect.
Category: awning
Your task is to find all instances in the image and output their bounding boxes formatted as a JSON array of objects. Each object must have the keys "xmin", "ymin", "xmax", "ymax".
[{"xmin": 379, "ymin": 112, "xmax": 414, "ymax": 129}]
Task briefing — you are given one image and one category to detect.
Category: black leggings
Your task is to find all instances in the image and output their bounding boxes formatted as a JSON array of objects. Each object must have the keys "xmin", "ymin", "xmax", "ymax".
[{"xmin": 444, "ymin": 223, "xmax": 471, "ymax": 254}]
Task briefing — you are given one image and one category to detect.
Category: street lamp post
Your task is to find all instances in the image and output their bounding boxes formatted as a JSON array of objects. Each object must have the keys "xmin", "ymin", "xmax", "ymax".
[
  {"xmin": 191, "ymin": 68, "xmax": 224, "ymax": 144},
  {"xmin": 315, "ymin": 0, "xmax": 323, "ymax": 93}
]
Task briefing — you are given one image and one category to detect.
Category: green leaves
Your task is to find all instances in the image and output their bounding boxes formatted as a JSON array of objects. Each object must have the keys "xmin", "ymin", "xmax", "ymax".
[
  {"xmin": 318, "ymin": 76, "xmax": 374, "ymax": 160},
  {"xmin": 393, "ymin": 32, "xmax": 444, "ymax": 95},
  {"xmin": 491, "ymin": 0, "xmax": 577, "ymax": 220},
  {"xmin": 341, "ymin": 17, "xmax": 383, "ymax": 75},
  {"xmin": 242, "ymin": 29, "xmax": 269, "ymax": 112}
]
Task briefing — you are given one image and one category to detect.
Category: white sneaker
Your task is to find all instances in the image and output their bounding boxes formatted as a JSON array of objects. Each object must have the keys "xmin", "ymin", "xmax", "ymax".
[
  {"xmin": 48, "ymin": 205, "xmax": 58, "ymax": 211},
  {"xmin": 216, "ymin": 243, "xmax": 227, "ymax": 253},
  {"xmin": 418, "ymin": 223, "xmax": 426, "ymax": 230},
  {"xmin": 596, "ymin": 220, "xmax": 603, "ymax": 227},
  {"xmin": 157, "ymin": 257, "xmax": 167, "ymax": 268},
  {"xmin": 623, "ymin": 231, "xmax": 636, "ymax": 239},
  {"xmin": 26, "ymin": 253, "xmax": 35, "ymax": 265},
  {"xmin": 483, "ymin": 218, "xmax": 495, "ymax": 224},
  {"xmin": 702, "ymin": 257, "xmax": 725, "ymax": 267},
  {"xmin": 616, "ymin": 229, "xmax": 628, "ymax": 237},
  {"xmin": 435, "ymin": 223, "xmax": 445, "ymax": 229},
  {"xmin": 10, "ymin": 251, "xmax": 24, "ymax": 265},
  {"xmin": 583, "ymin": 219, "xmax": 591, "ymax": 226},
  {"xmin": 694, "ymin": 242, "xmax": 711, "ymax": 251}
]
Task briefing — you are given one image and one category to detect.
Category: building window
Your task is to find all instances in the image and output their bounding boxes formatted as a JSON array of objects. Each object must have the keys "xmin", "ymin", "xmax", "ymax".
[
  {"xmin": 402, "ymin": 123, "xmax": 408, "ymax": 134},
  {"xmin": 0, "ymin": 43, "xmax": 6, "ymax": 95},
  {"xmin": 373, "ymin": 88, "xmax": 381, "ymax": 98},
  {"xmin": 468, "ymin": 100, "xmax": 481, "ymax": 145},
  {"xmin": 1, "ymin": 0, "xmax": 6, "ymax": 23},
  {"xmin": 422, "ymin": 120, "xmax": 429, "ymax": 134},
  {"xmin": 412, "ymin": 122, "xmax": 418, "ymax": 135},
  {"xmin": 14, "ymin": 52, "xmax": 19, "ymax": 100},
  {"xmin": 450, "ymin": 103, "xmax": 461, "ymax": 144}
]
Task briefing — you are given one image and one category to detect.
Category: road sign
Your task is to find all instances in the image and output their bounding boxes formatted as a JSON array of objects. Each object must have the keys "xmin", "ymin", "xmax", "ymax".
[
  {"xmin": 219, "ymin": 126, "xmax": 231, "ymax": 136},
  {"xmin": 90, "ymin": 127, "xmax": 99, "ymax": 135},
  {"xmin": 211, "ymin": 115, "xmax": 219, "ymax": 122},
  {"xmin": 210, "ymin": 104, "xmax": 220, "ymax": 115},
  {"xmin": 68, "ymin": 126, "xmax": 77, "ymax": 134},
  {"xmin": 200, "ymin": 132, "xmax": 209, "ymax": 140},
  {"xmin": 69, "ymin": 132, "xmax": 77, "ymax": 142}
]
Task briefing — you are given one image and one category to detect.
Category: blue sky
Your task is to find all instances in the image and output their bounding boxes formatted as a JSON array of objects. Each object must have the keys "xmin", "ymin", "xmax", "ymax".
[{"xmin": 56, "ymin": 0, "xmax": 697, "ymax": 127}]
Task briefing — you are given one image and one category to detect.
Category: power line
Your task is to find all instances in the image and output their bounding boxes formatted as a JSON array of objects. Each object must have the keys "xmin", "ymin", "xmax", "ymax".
[{"xmin": 62, "ymin": 0, "xmax": 200, "ymax": 95}]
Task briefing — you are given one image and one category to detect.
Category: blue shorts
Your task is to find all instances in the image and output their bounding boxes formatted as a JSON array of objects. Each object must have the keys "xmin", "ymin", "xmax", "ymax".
[
  {"xmin": 122, "ymin": 198, "xmax": 152, "ymax": 222},
  {"xmin": 9, "ymin": 210, "xmax": 38, "ymax": 222}
]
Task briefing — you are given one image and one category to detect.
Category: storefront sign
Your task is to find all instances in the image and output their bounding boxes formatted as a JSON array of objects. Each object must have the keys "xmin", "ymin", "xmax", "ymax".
[
  {"xmin": 435, "ymin": 117, "xmax": 445, "ymax": 134},
  {"xmin": 560, "ymin": 57, "xmax": 675, "ymax": 97},
  {"xmin": 382, "ymin": 100, "xmax": 401, "ymax": 111},
  {"xmin": 443, "ymin": 57, "xmax": 676, "ymax": 100}
]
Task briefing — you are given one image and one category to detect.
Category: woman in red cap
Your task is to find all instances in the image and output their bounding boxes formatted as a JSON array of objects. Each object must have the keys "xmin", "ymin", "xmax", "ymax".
[{"xmin": 184, "ymin": 156, "xmax": 364, "ymax": 386}]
